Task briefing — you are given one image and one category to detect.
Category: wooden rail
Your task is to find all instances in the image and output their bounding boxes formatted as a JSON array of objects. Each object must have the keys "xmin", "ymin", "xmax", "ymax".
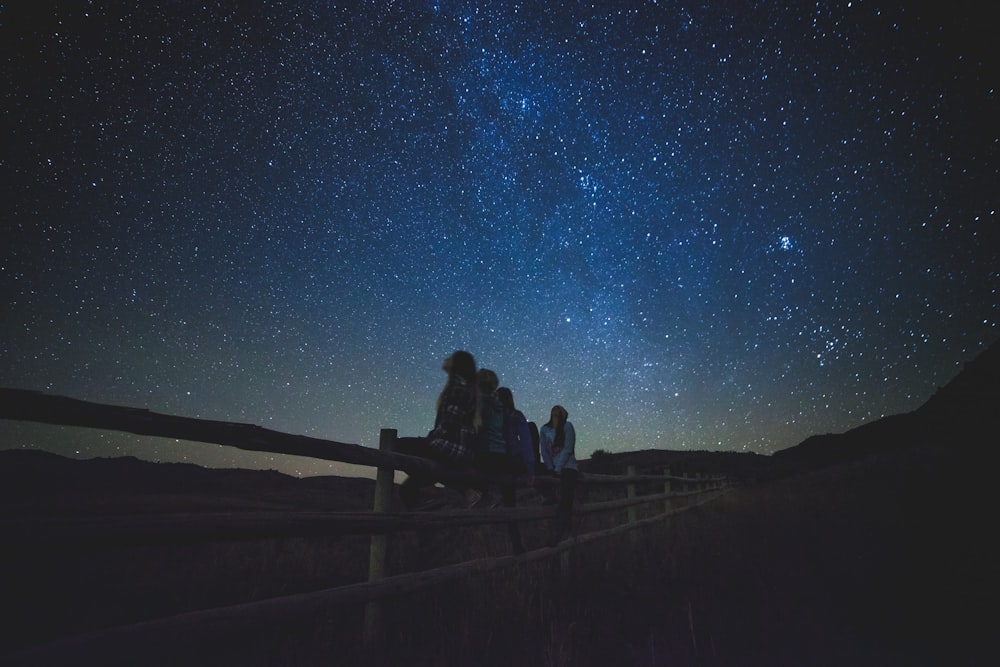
[
  {"xmin": 0, "ymin": 388, "xmax": 727, "ymax": 665},
  {"xmin": 3, "ymin": 486, "xmax": 717, "ymax": 551},
  {"xmin": 0, "ymin": 388, "xmax": 702, "ymax": 487}
]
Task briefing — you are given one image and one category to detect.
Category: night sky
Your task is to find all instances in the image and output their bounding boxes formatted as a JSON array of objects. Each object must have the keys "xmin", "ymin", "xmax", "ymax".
[{"xmin": 2, "ymin": 2, "xmax": 996, "ymax": 478}]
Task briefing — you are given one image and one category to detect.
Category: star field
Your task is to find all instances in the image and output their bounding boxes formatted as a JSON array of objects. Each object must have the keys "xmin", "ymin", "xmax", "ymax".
[{"xmin": 2, "ymin": 2, "xmax": 997, "ymax": 477}]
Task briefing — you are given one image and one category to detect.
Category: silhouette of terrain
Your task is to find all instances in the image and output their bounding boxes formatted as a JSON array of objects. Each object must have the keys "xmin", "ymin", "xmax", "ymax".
[
  {"xmin": 0, "ymin": 449, "xmax": 376, "ymax": 517},
  {"xmin": 0, "ymin": 337, "xmax": 996, "ymax": 665},
  {"xmin": 3, "ymin": 336, "xmax": 996, "ymax": 515},
  {"xmin": 772, "ymin": 336, "xmax": 1000, "ymax": 470}
]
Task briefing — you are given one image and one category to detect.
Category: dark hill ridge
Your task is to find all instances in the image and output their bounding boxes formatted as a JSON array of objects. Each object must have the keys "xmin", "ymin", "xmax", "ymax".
[
  {"xmin": 916, "ymin": 334, "xmax": 1000, "ymax": 429},
  {"xmin": 1, "ymin": 335, "xmax": 996, "ymax": 514},
  {"xmin": 580, "ymin": 447, "xmax": 769, "ymax": 482},
  {"xmin": 584, "ymin": 337, "xmax": 1000, "ymax": 478},
  {"xmin": 0, "ymin": 449, "xmax": 375, "ymax": 517},
  {"xmin": 772, "ymin": 335, "xmax": 1000, "ymax": 470}
]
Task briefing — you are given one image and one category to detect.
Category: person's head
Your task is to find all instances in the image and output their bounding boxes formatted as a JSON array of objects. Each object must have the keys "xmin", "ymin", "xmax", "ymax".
[
  {"xmin": 477, "ymin": 368, "xmax": 499, "ymax": 394},
  {"xmin": 549, "ymin": 404, "xmax": 568, "ymax": 427},
  {"xmin": 444, "ymin": 351, "xmax": 476, "ymax": 385},
  {"xmin": 497, "ymin": 386, "xmax": 515, "ymax": 412}
]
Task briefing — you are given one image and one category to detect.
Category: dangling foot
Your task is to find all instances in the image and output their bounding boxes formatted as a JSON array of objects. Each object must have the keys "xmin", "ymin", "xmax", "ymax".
[{"xmin": 463, "ymin": 488, "xmax": 483, "ymax": 508}]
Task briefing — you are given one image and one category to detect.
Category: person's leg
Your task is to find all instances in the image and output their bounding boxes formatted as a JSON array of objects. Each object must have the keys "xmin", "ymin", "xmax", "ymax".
[
  {"xmin": 557, "ymin": 468, "xmax": 578, "ymax": 512},
  {"xmin": 467, "ymin": 451, "xmax": 507, "ymax": 508},
  {"xmin": 498, "ymin": 456, "xmax": 525, "ymax": 553},
  {"xmin": 547, "ymin": 468, "xmax": 578, "ymax": 547},
  {"xmin": 395, "ymin": 437, "xmax": 433, "ymax": 509},
  {"xmin": 504, "ymin": 493, "xmax": 525, "ymax": 553},
  {"xmin": 464, "ymin": 450, "xmax": 493, "ymax": 507},
  {"xmin": 396, "ymin": 437, "xmax": 480, "ymax": 510}
]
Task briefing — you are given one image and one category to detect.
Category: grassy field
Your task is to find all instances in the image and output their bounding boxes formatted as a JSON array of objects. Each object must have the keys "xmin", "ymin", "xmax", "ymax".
[
  {"xmin": 2, "ymin": 438, "xmax": 991, "ymax": 666},
  {"xmin": 359, "ymin": 444, "xmax": 991, "ymax": 667}
]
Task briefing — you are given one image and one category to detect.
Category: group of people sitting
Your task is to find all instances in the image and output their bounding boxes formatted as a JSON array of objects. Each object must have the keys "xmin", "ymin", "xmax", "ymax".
[{"xmin": 395, "ymin": 350, "xmax": 579, "ymax": 550}]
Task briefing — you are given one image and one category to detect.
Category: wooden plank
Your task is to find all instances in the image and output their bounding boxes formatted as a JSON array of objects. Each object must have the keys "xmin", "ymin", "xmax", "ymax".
[
  {"xmin": 2, "ymin": 485, "xmax": 723, "ymax": 553},
  {"xmin": 1, "ymin": 388, "xmax": 725, "ymax": 487},
  {"xmin": 0, "ymin": 389, "xmax": 475, "ymax": 483}
]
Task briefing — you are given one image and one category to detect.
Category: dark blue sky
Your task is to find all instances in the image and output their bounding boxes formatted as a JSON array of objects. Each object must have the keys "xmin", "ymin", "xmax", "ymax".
[{"xmin": 2, "ymin": 1, "xmax": 996, "ymax": 477}]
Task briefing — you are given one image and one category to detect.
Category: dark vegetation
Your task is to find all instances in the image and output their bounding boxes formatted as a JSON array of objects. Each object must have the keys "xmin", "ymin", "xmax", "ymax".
[{"xmin": 1, "ymin": 338, "xmax": 997, "ymax": 665}]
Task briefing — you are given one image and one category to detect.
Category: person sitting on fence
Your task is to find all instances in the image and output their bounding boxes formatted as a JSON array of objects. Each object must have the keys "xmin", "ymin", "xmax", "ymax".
[
  {"xmin": 497, "ymin": 387, "xmax": 536, "ymax": 488},
  {"xmin": 396, "ymin": 351, "xmax": 480, "ymax": 510},
  {"xmin": 494, "ymin": 386, "xmax": 536, "ymax": 553},
  {"xmin": 466, "ymin": 368, "xmax": 505, "ymax": 508},
  {"xmin": 539, "ymin": 404, "xmax": 578, "ymax": 546}
]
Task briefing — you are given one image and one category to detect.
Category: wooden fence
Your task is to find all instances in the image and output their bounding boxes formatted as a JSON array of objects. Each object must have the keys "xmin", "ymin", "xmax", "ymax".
[{"xmin": 0, "ymin": 388, "xmax": 727, "ymax": 665}]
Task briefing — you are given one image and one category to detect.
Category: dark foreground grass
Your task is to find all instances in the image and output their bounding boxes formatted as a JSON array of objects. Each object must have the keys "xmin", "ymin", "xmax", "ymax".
[
  {"xmin": 353, "ymin": 444, "xmax": 993, "ymax": 667},
  {"xmin": 4, "ymin": 443, "xmax": 992, "ymax": 666}
]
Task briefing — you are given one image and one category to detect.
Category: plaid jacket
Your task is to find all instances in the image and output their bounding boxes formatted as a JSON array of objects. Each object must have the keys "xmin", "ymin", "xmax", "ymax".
[{"xmin": 426, "ymin": 377, "xmax": 477, "ymax": 466}]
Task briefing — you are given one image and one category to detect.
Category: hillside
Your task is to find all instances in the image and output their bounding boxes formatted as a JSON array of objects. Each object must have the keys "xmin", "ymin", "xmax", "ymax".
[
  {"xmin": 0, "ymin": 449, "xmax": 376, "ymax": 517},
  {"xmin": 771, "ymin": 336, "xmax": 1000, "ymax": 470}
]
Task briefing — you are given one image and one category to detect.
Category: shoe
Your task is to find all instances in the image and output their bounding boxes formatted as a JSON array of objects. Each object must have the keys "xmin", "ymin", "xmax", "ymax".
[
  {"xmin": 415, "ymin": 497, "xmax": 448, "ymax": 511},
  {"xmin": 463, "ymin": 489, "xmax": 483, "ymax": 508},
  {"xmin": 481, "ymin": 493, "xmax": 502, "ymax": 509}
]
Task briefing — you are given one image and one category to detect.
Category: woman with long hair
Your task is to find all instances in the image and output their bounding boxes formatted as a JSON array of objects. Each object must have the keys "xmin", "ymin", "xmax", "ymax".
[
  {"xmin": 396, "ymin": 351, "xmax": 479, "ymax": 510},
  {"xmin": 539, "ymin": 404, "xmax": 578, "ymax": 545},
  {"xmin": 480, "ymin": 385, "xmax": 534, "ymax": 553}
]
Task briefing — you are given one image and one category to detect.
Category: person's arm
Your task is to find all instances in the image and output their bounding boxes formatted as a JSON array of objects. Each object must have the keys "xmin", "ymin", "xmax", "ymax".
[
  {"xmin": 515, "ymin": 415, "xmax": 535, "ymax": 480},
  {"xmin": 554, "ymin": 422, "xmax": 575, "ymax": 473},
  {"xmin": 539, "ymin": 427, "xmax": 554, "ymax": 471}
]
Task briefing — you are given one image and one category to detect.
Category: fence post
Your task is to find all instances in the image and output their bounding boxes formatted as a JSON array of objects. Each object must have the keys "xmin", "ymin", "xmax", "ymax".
[
  {"xmin": 363, "ymin": 428, "xmax": 396, "ymax": 651},
  {"xmin": 663, "ymin": 467, "xmax": 672, "ymax": 516},
  {"xmin": 626, "ymin": 465, "xmax": 638, "ymax": 546}
]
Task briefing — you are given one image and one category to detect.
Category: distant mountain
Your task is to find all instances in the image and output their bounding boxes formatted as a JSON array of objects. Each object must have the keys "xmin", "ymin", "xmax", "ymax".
[
  {"xmin": 0, "ymin": 449, "xmax": 376, "ymax": 517},
  {"xmin": 772, "ymin": 336, "xmax": 1000, "ymax": 471},
  {"xmin": 579, "ymin": 447, "xmax": 769, "ymax": 482},
  {"xmin": 5, "ymin": 338, "xmax": 996, "ymax": 510}
]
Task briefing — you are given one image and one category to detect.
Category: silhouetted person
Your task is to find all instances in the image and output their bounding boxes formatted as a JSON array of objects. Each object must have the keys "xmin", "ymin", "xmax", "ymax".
[
  {"xmin": 540, "ymin": 404, "xmax": 577, "ymax": 546},
  {"xmin": 498, "ymin": 387, "xmax": 536, "ymax": 486},
  {"xmin": 396, "ymin": 351, "xmax": 479, "ymax": 510},
  {"xmin": 487, "ymin": 386, "xmax": 535, "ymax": 553},
  {"xmin": 467, "ymin": 368, "xmax": 504, "ymax": 508}
]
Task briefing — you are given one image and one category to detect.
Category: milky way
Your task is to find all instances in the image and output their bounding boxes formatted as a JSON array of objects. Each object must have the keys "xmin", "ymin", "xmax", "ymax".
[{"xmin": 2, "ymin": 2, "xmax": 997, "ymax": 477}]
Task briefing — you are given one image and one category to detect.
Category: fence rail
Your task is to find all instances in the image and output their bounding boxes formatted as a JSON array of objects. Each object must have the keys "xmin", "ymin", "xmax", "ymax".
[
  {"xmin": 0, "ymin": 388, "xmax": 703, "ymax": 486},
  {"xmin": 0, "ymin": 388, "xmax": 728, "ymax": 665},
  {"xmin": 5, "ymin": 485, "xmax": 718, "ymax": 551}
]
